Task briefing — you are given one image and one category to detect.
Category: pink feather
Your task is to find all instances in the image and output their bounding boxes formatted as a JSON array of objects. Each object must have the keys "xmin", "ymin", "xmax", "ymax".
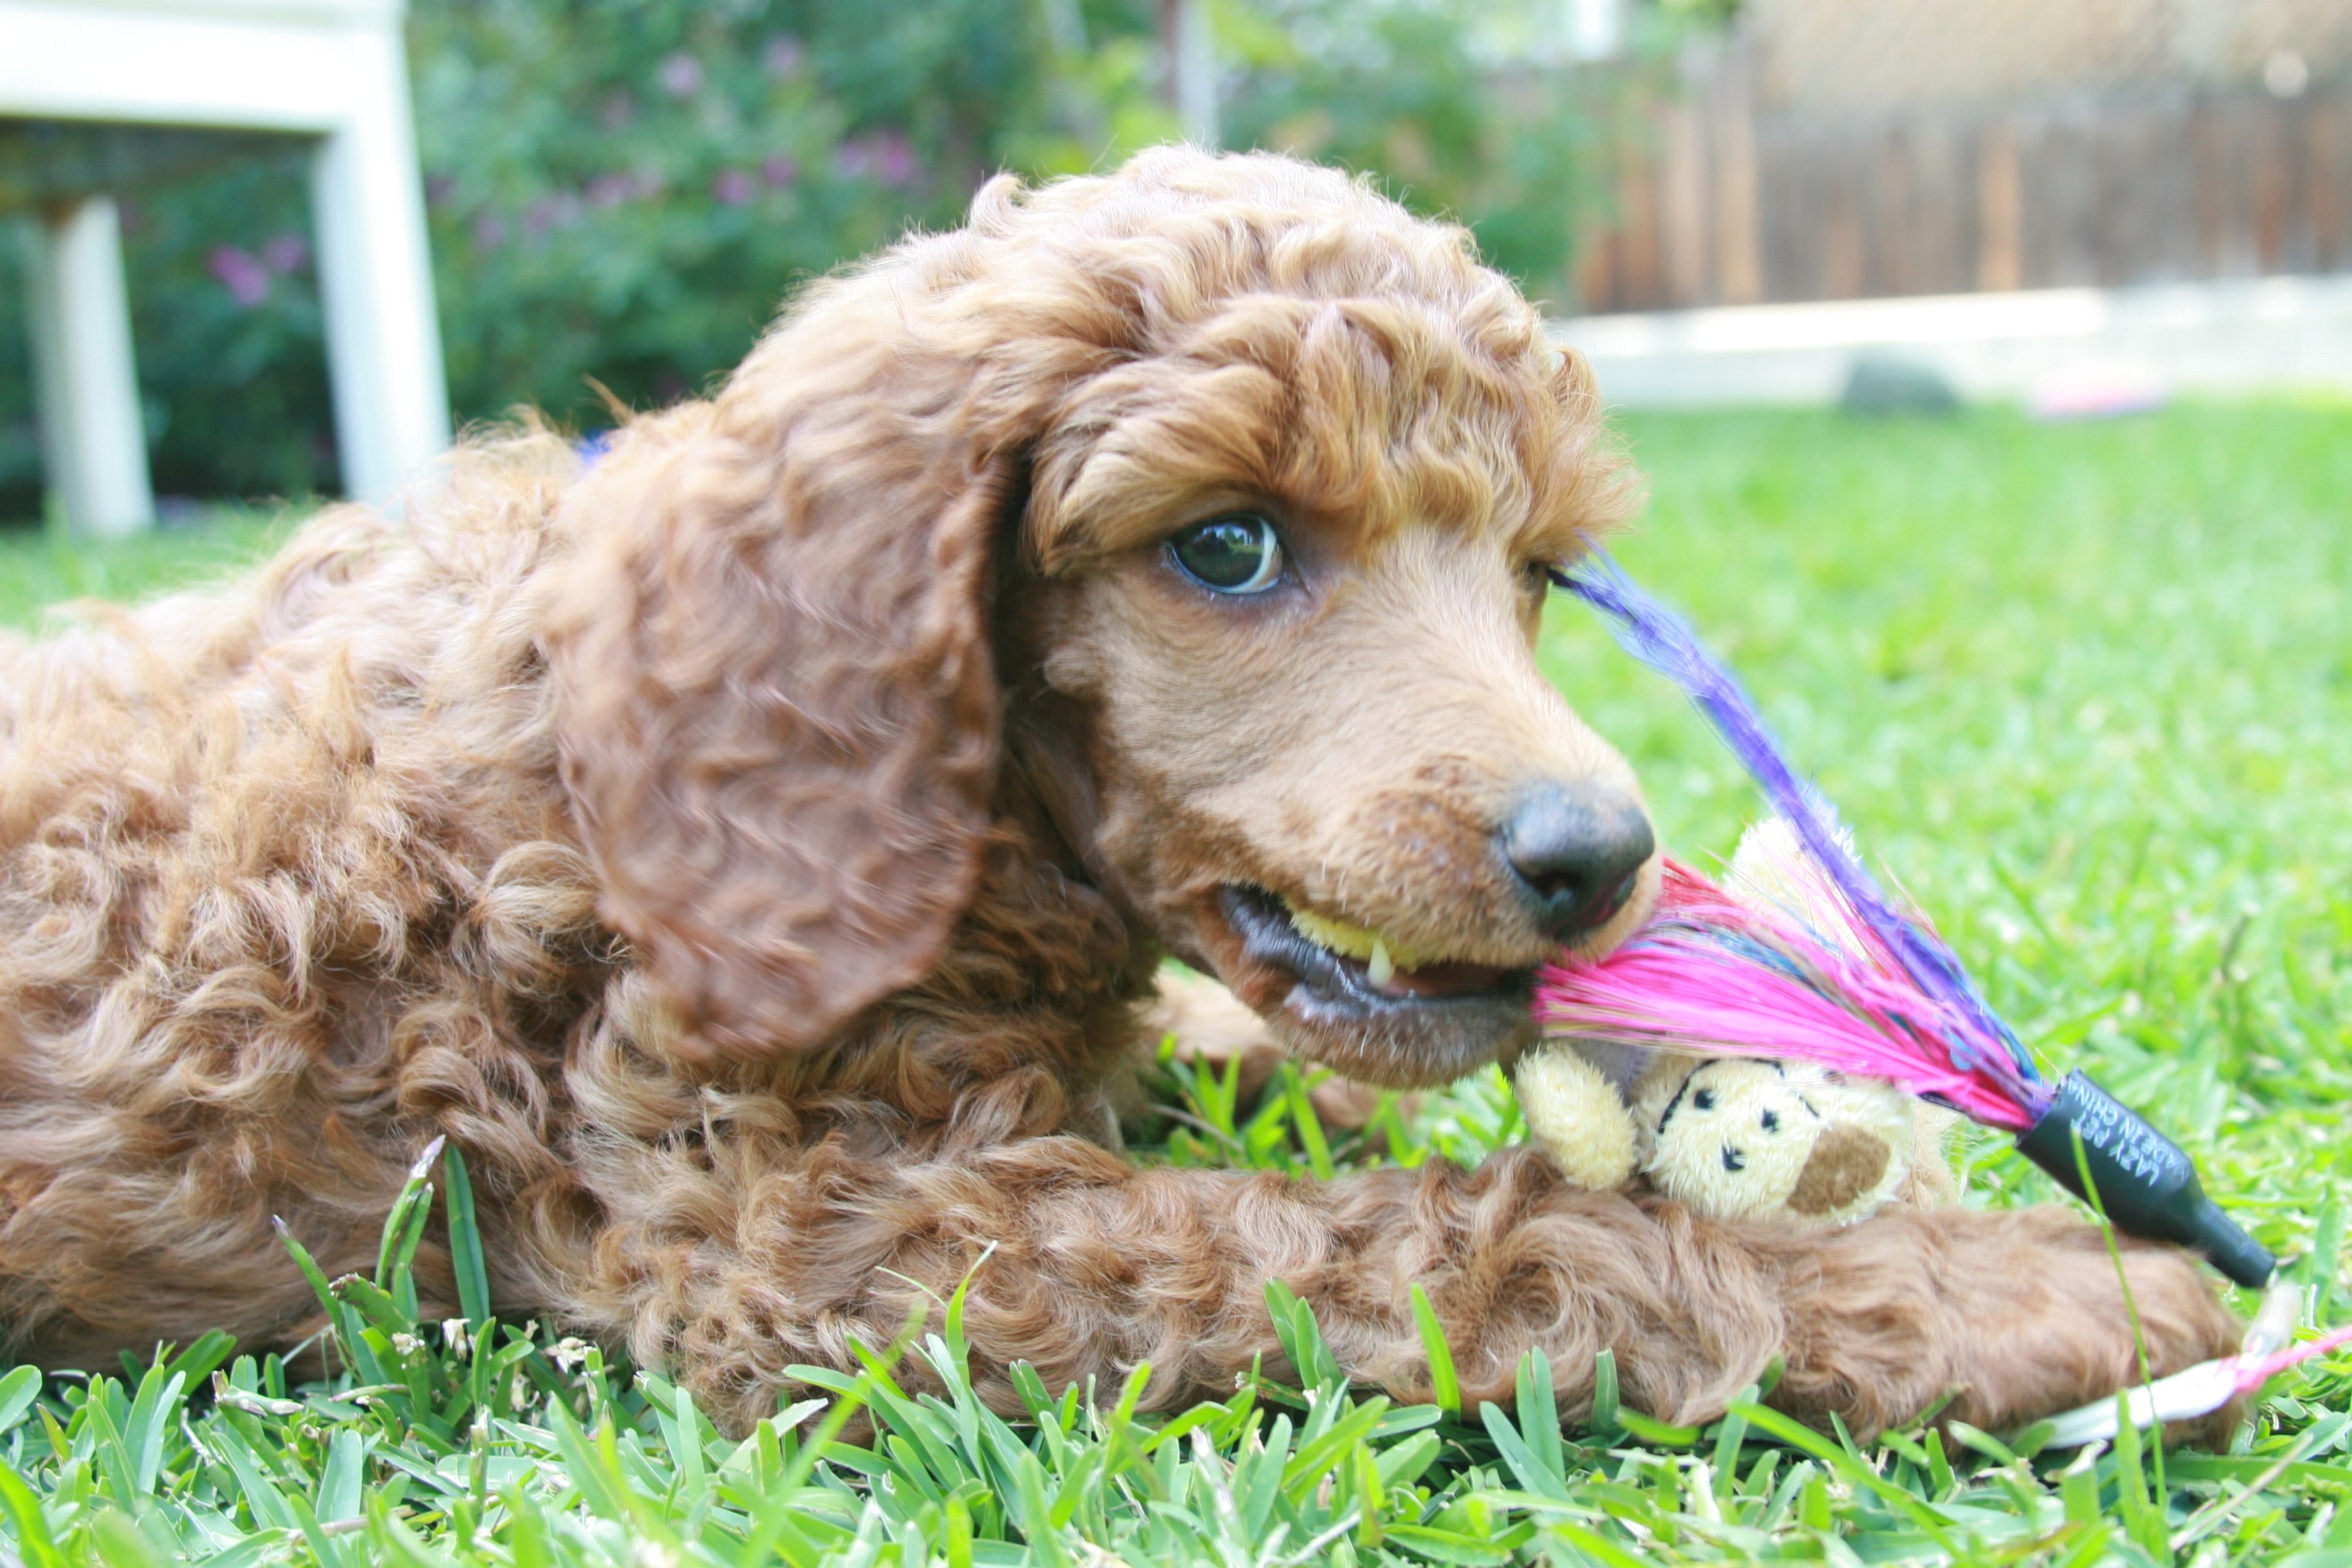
[{"xmin": 1536, "ymin": 854, "xmax": 2040, "ymax": 1132}]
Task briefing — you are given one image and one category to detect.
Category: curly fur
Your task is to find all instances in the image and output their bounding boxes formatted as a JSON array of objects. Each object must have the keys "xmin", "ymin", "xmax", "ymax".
[{"xmin": 0, "ymin": 149, "xmax": 2237, "ymax": 1437}]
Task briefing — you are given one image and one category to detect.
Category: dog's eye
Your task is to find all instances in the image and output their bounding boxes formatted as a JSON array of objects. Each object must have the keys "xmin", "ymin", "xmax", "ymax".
[{"xmin": 1169, "ymin": 514, "xmax": 1285, "ymax": 595}]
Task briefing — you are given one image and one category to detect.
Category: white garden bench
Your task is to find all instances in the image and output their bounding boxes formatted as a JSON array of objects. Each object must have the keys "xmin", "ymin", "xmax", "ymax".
[{"xmin": 1, "ymin": 0, "xmax": 450, "ymax": 534}]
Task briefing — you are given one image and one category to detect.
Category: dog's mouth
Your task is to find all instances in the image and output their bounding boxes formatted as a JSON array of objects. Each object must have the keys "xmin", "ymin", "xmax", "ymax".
[
  {"xmin": 1215, "ymin": 886, "xmax": 1533, "ymax": 1008},
  {"xmin": 1196, "ymin": 886, "xmax": 1548, "ymax": 1087}
]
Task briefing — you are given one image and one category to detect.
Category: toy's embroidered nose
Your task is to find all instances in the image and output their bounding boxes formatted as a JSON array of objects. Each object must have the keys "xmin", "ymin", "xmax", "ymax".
[{"xmin": 1788, "ymin": 1124, "xmax": 1890, "ymax": 1215}]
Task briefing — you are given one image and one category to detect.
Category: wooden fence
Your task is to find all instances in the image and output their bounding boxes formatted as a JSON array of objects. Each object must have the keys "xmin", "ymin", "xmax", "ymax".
[{"xmin": 1573, "ymin": 45, "xmax": 2352, "ymax": 313}]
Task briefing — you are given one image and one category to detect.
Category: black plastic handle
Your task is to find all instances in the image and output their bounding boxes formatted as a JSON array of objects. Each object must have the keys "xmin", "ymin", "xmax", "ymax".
[{"xmin": 2014, "ymin": 1070, "xmax": 2275, "ymax": 1289}]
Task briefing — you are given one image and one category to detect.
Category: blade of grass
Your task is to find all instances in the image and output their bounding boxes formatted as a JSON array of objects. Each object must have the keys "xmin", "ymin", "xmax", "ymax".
[{"xmin": 1408, "ymin": 1284, "xmax": 1459, "ymax": 1417}]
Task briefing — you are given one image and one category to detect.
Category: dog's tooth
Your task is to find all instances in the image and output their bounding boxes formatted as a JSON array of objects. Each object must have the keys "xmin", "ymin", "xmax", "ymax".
[
  {"xmin": 1287, "ymin": 904, "xmax": 1378, "ymax": 960},
  {"xmin": 1368, "ymin": 937, "xmax": 1395, "ymax": 988},
  {"xmin": 1285, "ymin": 900, "xmax": 1446, "ymax": 973}
]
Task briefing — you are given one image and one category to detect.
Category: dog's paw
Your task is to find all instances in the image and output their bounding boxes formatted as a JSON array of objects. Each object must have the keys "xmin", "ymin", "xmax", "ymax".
[
  {"xmin": 1967, "ymin": 1222, "xmax": 2246, "ymax": 1443},
  {"xmin": 1769, "ymin": 1204, "xmax": 2243, "ymax": 1440}
]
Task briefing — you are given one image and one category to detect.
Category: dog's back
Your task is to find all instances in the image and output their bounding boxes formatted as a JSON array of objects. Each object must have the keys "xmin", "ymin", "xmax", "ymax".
[{"xmin": 0, "ymin": 437, "xmax": 600, "ymax": 1359}]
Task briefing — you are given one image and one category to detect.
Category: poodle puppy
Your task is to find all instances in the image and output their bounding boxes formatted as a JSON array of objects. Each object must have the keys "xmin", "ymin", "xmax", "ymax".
[{"xmin": 0, "ymin": 148, "xmax": 2239, "ymax": 1436}]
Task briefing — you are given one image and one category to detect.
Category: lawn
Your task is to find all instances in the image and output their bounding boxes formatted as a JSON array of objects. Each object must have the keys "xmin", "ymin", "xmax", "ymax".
[
  {"xmin": 0, "ymin": 508, "xmax": 294, "ymax": 629},
  {"xmin": 4, "ymin": 403, "xmax": 2352, "ymax": 1565}
]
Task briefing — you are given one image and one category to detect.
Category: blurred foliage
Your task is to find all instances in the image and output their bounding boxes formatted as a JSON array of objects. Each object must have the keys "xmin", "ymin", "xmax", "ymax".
[
  {"xmin": 0, "ymin": 0, "xmax": 1696, "ymax": 519},
  {"xmin": 1218, "ymin": 1, "xmax": 1631, "ymax": 310},
  {"xmin": 0, "ymin": 262, "xmax": 28, "ymax": 521}
]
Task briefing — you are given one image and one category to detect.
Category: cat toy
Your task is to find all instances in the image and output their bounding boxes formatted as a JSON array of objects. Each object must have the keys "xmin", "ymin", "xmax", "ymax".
[{"xmin": 1536, "ymin": 552, "xmax": 2275, "ymax": 1291}]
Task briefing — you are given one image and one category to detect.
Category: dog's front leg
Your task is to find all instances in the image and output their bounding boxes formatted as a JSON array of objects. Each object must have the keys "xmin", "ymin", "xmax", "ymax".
[{"xmin": 563, "ymin": 1134, "xmax": 2240, "ymax": 1440}]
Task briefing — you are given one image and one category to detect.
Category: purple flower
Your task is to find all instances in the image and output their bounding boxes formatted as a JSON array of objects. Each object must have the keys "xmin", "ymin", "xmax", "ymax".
[
  {"xmin": 207, "ymin": 246, "xmax": 271, "ymax": 307},
  {"xmin": 472, "ymin": 213, "xmax": 509, "ymax": 251},
  {"xmin": 762, "ymin": 35, "xmax": 804, "ymax": 78},
  {"xmin": 425, "ymin": 175, "xmax": 456, "ymax": 206},
  {"xmin": 260, "ymin": 233, "xmax": 308, "ymax": 274},
  {"xmin": 838, "ymin": 132, "xmax": 920, "ymax": 188},
  {"xmin": 760, "ymin": 154, "xmax": 799, "ymax": 189},
  {"xmin": 586, "ymin": 172, "xmax": 637, "ymax": 209},
  {"xmin": 873, "ymin": 134, "xmax": 917, "ymax": 187},
  {"xmin": 522, "ymin": 193, "xmax": 583, "ymax": 237},
  {"xmin": 598, "ymin": 90, "xmax": 637, "ymax": 129},
  {"xmin": 658, "ymin": 52, "xmax": 704, "ymax": 98},
  {"xmin": 712, "ymin": 169, "xmax": 755, "ymax": 206}
]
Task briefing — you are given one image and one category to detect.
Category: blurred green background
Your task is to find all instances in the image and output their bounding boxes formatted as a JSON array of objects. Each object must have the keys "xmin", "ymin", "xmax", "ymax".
[{"xmin": 0, "ymin": 0, "xmax": 1704, "ymax": 524}]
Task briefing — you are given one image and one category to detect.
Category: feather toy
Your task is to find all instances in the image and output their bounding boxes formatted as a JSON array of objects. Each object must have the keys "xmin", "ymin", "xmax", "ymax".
[{"xmin": 1540, "ymin": 552, "xmax": 2274, "ymax": 1290}]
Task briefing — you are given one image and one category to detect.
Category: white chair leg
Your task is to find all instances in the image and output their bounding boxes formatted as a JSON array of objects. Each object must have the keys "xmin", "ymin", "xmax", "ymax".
[
  {"xmin": 22, "ymin": 194, "xmax": 154, "ymax": 538},
  {"xmin": 309, "ymin": 23, "xmax": 450, "ymax": 508}
]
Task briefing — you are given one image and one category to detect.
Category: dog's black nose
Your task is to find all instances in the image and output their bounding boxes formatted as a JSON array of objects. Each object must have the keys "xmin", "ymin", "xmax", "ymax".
[{"xmin": 1500, "ymin": 786, "xmax": 1656, "ymax": 940}]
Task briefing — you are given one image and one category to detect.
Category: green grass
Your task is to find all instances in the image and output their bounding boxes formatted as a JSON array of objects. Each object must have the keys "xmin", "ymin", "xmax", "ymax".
[
  {"xmin": 5, "ymin": 404, "xmax": 2352, "ymax": 1565},
  {"xmin": 0, "ymin": 508, "xmax": 296, "ymax": 629}
]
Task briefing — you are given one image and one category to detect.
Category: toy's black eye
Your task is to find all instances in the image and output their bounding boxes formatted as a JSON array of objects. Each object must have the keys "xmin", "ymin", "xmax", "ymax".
[
  {"xmin": 1169, "ymin": 514, "xmax": 1284, "ymax": 595},
  {"xmin": 1693, "ymin": 1088, "xmax": 1717, "ymax": 1111}
]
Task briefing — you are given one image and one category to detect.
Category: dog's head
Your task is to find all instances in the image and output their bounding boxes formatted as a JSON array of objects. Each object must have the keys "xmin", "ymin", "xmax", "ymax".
[{"xmin": 548, "ymin": 148, "xmax": 1655, "ymax": 1087}]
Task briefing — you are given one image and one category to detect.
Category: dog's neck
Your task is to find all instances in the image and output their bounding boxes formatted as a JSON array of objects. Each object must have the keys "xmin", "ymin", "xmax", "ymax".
[{"xmin": 739, "ymin": 722, "xmax": 1157, "ymax": 1146}]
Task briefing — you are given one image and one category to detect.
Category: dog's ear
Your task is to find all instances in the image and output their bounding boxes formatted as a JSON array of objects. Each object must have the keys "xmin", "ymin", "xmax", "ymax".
[{"xmin": 544, "ymin": 394, "xmax": 1018, "ymax": 1060}]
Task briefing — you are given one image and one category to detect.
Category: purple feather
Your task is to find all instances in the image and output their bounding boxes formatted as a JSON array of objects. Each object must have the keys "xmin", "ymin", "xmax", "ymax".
[{"xmin": 1553, "ymin": 551, "xmax": 2046, "ymax": 1107}]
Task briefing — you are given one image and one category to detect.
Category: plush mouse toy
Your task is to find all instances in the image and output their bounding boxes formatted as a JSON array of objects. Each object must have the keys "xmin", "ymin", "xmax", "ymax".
[
  {"xmin": 1517, "ymin": 1041, "xmax": 1936, "ymax": 1225},
  {"xmin": 1515, "ymin": 822, "xmax": 1954, "ymax": 1228}
]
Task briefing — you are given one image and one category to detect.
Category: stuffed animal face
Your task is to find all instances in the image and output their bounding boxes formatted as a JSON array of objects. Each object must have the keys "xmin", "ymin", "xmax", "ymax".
[{"xmin": 1630, "ymin": 1057, "xmax": 1913, "ymax": 1225}]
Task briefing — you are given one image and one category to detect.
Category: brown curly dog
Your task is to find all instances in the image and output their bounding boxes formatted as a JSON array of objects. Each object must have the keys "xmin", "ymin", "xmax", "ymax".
[{"xmin": 0, "ymin": 148, "xmax": 2238, "ymax": 1436}]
